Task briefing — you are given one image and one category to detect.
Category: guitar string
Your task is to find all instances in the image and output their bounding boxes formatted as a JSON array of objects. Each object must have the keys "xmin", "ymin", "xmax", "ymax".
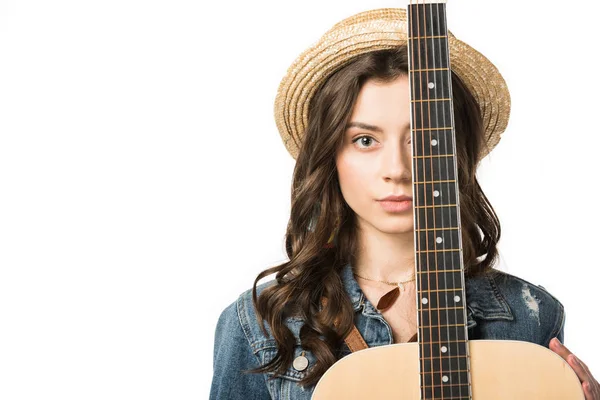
[
  {"xmin": 418, "ymin": 2, "xmax": 467, "ymax": 398},
  {"xmin": 418, "ymin": 2, "xmax": 446, "ymax": 398},
  {"xmin": 435, "ymin": 2, "xmax": 465, "ymax": 398},
  {"xmin": 428, "ymin": 2, "xmax": 458, "ymax": 398},
  {"xmin": 408, "ymin": 1, "xmax": 427, "ymax": 397},
  {"xmin": 442, "ymin": 3, "xmax": 472, "ymax": 397},
  {"xmin": 412, "ymin": 2, "xmax": 435, "ymax": 398}
]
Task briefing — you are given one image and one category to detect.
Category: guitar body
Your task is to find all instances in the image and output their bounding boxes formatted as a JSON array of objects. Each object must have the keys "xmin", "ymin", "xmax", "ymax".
[{"xmin": 312, "ymin": 340, "xmax": 584, "ymax": 399}]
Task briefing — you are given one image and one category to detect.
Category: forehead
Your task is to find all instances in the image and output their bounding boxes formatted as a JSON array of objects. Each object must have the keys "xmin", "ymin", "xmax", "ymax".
[{"xmin": 348, "ymin": 76, "xmax": 411, "ymax": 127}]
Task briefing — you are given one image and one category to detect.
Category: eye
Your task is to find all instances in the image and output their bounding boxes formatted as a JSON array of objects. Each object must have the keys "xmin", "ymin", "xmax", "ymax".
[{"xmin": 352, "ymin": 135, "xmax": 377, "ymax": 149}]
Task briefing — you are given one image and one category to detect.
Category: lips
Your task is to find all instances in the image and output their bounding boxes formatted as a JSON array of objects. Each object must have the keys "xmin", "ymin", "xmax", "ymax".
[
  {"xmin": 378, "ymin": 198, "xmax": 412, "ymax": 212},
  {"xmin": 379, "ymin": 195, "xmax": 412, "ymax": 202}
]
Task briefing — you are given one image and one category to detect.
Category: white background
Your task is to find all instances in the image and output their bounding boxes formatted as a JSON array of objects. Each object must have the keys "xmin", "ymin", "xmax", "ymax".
[{"xmin": 1, "ymin": 0, "xmax": 598, "ymax": 399}]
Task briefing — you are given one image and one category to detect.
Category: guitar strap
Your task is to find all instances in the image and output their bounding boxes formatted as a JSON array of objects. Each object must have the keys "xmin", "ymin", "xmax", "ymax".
[
  {"xmin": 320, "ymin": 296, "xmax": 369, "ymax": 352},
  {"xmin": 344, "ymin": 325, "xmax": 369, "ymax": 352}
]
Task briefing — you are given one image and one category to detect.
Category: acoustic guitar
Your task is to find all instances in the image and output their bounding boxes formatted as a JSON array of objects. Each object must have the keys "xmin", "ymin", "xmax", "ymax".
[{"xmin": 312, "ymin": 2, "xmax": 584, "ymax": 399}]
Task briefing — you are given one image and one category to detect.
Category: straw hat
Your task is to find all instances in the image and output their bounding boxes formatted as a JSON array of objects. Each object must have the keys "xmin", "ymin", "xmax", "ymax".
[{"xmin": 274, "ymin": 8, "xmax": 510, "ymax": 161}]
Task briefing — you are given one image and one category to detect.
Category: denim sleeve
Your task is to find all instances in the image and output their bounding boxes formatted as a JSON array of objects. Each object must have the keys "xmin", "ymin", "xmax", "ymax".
[
  {"xmin": 210, "ymin": 299, "xmax": 271, "ymax": 400},
  {"xmin": 546, "ymin": 295, "xmax": 565, "ymax": 347},
  {"xmin": 556, "ymin": 308, "xmax": 565, "ymax": 344}
]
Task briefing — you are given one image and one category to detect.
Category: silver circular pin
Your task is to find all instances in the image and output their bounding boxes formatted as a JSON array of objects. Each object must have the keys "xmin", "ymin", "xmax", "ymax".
[{"xmin": 293, "ymin": 355, "xmax": 309, "ymax": 371}]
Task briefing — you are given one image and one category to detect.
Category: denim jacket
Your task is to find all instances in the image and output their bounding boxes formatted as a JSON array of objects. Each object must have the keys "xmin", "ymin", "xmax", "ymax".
[{"xmin": 210, "ymin": 263, "xmax": 565, "ymax": 400}]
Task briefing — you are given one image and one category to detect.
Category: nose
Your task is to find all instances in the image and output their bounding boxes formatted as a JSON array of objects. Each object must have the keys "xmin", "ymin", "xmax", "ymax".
[{"xmin": 382, "ymin": 140, "xmax": 412, "ymax": 183}]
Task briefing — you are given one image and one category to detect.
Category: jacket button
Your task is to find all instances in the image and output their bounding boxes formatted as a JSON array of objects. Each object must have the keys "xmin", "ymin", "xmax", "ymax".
[{"xmin": 293, "ymin": 355, "xmax": 309, "ymax": 371}]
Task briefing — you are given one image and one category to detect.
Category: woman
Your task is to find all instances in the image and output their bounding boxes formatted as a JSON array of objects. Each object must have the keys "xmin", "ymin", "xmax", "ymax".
[{"xmin": 210, "ymin": 8, "xmax": 599, "ymax": 400}]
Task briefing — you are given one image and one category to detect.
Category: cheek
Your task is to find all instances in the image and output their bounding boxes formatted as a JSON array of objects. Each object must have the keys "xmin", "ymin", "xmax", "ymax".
[{"xmin": 336, "ymin": 156, "xmax": 372, "ymax": 200}]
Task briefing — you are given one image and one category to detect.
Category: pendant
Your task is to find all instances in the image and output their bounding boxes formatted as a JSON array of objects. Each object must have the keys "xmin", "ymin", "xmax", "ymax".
[{"xmin": 376, "ymin": 286, "xmax": 401, "ymax": 311}]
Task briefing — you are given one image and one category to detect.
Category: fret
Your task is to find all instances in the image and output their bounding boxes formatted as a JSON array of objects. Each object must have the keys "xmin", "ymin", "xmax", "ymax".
[
  {"xmin": 415, "ymin": 206, "xmax": 459, "ymax": 228},
  {"xmin": 421, "ymin": 357, "xmax": 469, "ymax": 378},
  {"xmin": 418, "ymin": 287, "xmax": 461, "ymax": 292},
  {"xmin": 420, "ymin": 353, "xmax": 468, "ymax": 360},
  {"xmin": 416, "ymin": 305, "xmax": 464, "ymax": 311},
  {"xmin": 417, "ymin": 268, "xmax": 462, "ymax": 273},
  {"xmin": 424, "ymin": 394, "xmax": 471, "ymax": 400},
  {"xmin": 415, "ymin": 226, "xmax": 458, "ymax": 232},
  {"xmin": 417, "ymin": 287, "xmax": 465, "ymax": 309},
  {"xmin": 413, "ymin": 165, "xmax": 456, "ymax": 186},
  {"xmin": 408, "ymin": 3, "xmax": 446, "ymax": 37},
  {"xmin": 421, "ymin": 366, "xmax": 468, "ymax": 385},
  {"xmin": 411, "ymin": 97, "xmax": 451, "ymax": 103},
  {"xmin": 419, "ymin": 308, "xmax": 466, "ymax": 327},
  {"xmin": 422, "ymin": 381, "xmax": 471, "ymax": 400},
  {"xmin": 425, "ymin": 338, "xmax": 467, "ymax": 345},
  {"xmin": 419, "ymin": 323, "xmax": 465, "ymax": 328},
  {"xmin": 421, "ymin": 341, "xmax": 469, "ymax": 367},
  {"xmin": 416, "ymin": 248, "xmax": 460, "ymax": 253},
  {"xmin": 415, "ymin": 203, "xmax": 457, "ymax": 208},
  {"xmin": 408, "ymin": 34, "xmax": 447, "ymax": 40},
  {"xmin": 421, "ymin": 360, "xmax": 469, "ymax": 378},
  {"xmin": 409, "ymin": 39, "xmax": 450, "ymax": 70},
  {"xmin": 415, "ymin": 183, "xmax": 458, "ymax": 208},
  {"xmin": 414, "ymin": 179, "xmax": 456, "ymax": 184},
  {"xmin": 413, "ymin": 163, "xmax": 457, "ymax": 186},
  {"xmin": 411, "ymin": 67, "xmax": 449, "ymax": 72},
  {"xmin": 418, "ymin": 251, "xmax": 462, "ymax": 271},
  {"xmin": 413, "ymin": 154, "xmax": 454, "ymax": 158},
  {"xmin": 422, "ymin": 371, "xmax": 470, "ymax": 378},
  {"xmin": 411, "ymin": 69, "xmax": 452, "ymax": 100},
  {"xmin": 412, "ymin": 126, "xmax": 453, "ymax": 131},
  {"xmin": 421, "ymin": 376, "xmax": 469, "ymax": 388},
  {"xmin": 412, "ymin": 129, "xmax": 454, "ymax": 155},
  {"xmin": 412, "ymin": 101, "xmax": 452, "ymax": 129},
  {"xmin": 418, "ymin": 270, "xmax": 464, "ymax": 292},
  {"xmin": 417, "ymin": 227, "xmax": 460, "ymax": 249},
  {"xmin": 420, "ymin": 324, "xmax": 466, "ymax": 343},
  {"xmin": 422, "ymin": 341, "xmax": 468, "ymax": 361}
]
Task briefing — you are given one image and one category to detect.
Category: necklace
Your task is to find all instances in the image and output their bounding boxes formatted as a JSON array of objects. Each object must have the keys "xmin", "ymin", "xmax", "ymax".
[{"xmin": 353, "ymin": 272, "xmax": 416, "ymax": 312}]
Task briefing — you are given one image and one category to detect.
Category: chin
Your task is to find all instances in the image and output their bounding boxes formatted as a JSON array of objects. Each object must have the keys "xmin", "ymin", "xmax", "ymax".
[{"xmin": 360, "ymin": 216, "xmax": 414, "ymax": 234}]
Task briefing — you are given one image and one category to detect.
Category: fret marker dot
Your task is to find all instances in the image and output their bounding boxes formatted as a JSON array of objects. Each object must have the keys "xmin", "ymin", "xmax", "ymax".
[
  {"xmin": 454, "ymin": 295, "xmax": 461, "ymax": 303},
  {"xmin": 441, "ymin": 346, "xmax": 448, "ymax": 353},
  {"xmin": 442, "ymin": 375, "xmax": 449, "ymax": 383},
  {"xmin": 431, "ymin": 139, "xmax": 438, "ymax": 146},
  {"xmin": 436, "ymin": 237, "xmax": 443, "ymax": 243},
  {"xmin": 422, "ymin": 297, "xmax": 428, "ymax": 304},
  {"xmin": 433, "ymin": 190, "xmax": 440, "ymax": 197},
  {"xmin": 428, "ymin": 82, "xmax": 435, "ymax": 89}
]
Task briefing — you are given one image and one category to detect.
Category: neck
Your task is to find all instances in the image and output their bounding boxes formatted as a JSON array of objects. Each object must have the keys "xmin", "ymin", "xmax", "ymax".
[{"xmin": 353, "ymin": 223, "xmax": 415, "ymax": 283}]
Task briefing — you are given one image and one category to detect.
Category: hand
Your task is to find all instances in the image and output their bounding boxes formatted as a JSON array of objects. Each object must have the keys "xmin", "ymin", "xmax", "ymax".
[{"xmin": 550, "ymin": 337, "xmax": 600, "ymax": 399}]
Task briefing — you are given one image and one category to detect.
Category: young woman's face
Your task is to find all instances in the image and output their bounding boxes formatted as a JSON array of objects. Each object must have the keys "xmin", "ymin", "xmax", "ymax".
[{"xmin": 336, "ymin": 75, "xmax": 414, "ymax": 235}]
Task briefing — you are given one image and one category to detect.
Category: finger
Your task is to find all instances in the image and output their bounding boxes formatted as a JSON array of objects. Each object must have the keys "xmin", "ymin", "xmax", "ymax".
[
  {"xmin": 582, "ymin": 381, "xmax": 590, "ymax": 400},
  {"xmin": 550, "ymin": 337, "xmax": 572, "ymax": 361},
  {"xmin": 570, "ymin": 352, "xmax": 596, "ymax": 386},
  {"xmin": 588, "ymin": 380, "xmax": 600, "ymax": 400},
  {"xmin": 582, "ymin": 380, "xmax": 599, "ymax": 400},
  {"xmin": 568, "ymin": 354, "xmax": 591, "ymax": 384}
]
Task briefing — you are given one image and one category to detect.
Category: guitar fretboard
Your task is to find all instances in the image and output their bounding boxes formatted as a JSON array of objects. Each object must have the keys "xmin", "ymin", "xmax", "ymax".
[{"xmin": 408, "ymin": 2, "xmax": 472, "ymax": 399}]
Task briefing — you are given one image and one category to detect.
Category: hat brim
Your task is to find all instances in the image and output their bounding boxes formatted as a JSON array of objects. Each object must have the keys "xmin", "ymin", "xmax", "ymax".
[{"xmin": 274, "ymin": 8, "xmax": 510, "ymax": 161}]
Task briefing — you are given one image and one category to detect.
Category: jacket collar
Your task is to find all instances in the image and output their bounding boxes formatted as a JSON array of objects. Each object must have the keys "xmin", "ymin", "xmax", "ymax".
[{"xmin": 340, "ymin": 262, "xmax": 513, "ymax": 329}]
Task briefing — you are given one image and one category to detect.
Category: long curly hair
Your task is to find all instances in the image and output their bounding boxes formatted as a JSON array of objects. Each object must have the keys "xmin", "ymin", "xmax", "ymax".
[{"xmin": 247, "ymin": 46, "xmax": 501, "ymax": 387}]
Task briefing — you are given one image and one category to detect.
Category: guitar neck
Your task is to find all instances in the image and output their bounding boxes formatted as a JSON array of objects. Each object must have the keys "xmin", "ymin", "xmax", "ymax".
[{"xmin": 408, "ymin": 1, "xmax": 472, "ymax": 398}]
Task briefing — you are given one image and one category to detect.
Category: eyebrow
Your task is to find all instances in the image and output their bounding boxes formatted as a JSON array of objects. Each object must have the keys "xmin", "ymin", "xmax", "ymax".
[
  {"xmin": 346, "ymin": 121, "xmax": 411, "ymax": 132},
  {"xmin": 346, "ymin": 122, "xmax": 383, "ymax": 132}
]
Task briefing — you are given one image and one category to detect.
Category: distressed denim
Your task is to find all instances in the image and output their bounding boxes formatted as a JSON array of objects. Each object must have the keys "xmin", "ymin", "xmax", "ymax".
[{"xmin": 210, "ymin": 263, "xmax": 565, "ymax": 400}]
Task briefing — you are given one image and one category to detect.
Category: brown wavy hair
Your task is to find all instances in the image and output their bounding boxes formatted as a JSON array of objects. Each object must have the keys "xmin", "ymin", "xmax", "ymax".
[{"xmin": 247, "ymin": 46, "xmax": 501, "ymax": 387}]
